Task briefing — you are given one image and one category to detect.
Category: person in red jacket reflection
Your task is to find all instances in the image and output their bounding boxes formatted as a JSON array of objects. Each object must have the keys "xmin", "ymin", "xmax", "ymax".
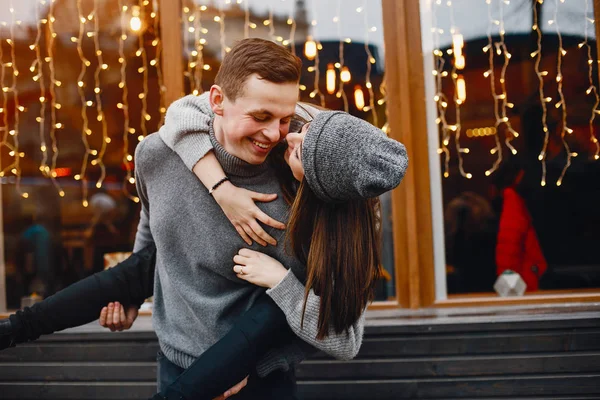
[{"xmin": 495, "ymin": 164, "xmax": 547, "ymax": 291}]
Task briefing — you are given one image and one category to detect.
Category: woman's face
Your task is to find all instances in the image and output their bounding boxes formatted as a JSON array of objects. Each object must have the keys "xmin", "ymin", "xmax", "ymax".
[{"xmin": 284, "ymin": 123, "xmax": 310, "ymax": 181}]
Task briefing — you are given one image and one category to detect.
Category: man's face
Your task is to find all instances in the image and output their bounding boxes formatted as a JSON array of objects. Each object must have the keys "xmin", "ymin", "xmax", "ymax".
[{"xmin": 212, "ymin": 75, "xmax": 298, "ymax": 165}]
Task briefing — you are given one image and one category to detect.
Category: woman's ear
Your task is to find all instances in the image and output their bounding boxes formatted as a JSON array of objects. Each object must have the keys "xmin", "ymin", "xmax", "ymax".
[{"xmin": 209, "ymin": 85, "xmax": 225, "ymax": 116}]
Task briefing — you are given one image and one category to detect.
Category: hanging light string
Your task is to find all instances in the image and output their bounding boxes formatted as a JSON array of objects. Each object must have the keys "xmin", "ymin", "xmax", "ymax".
[
  {"xmin": 582, "ymin": 0, "xmax": 600, "ymax": 160},
  {"xmin": 33, "ymin": 0, "xmax": 48, "ymax": 177},
  {"xmin": 309, "ymin": 0, "xmax": 325, "ymax": 107},
  {"xmin": 496, "ymin": 0, "xmax": 519, "ymax": 156},
  {"xmin": 334, "ymin": 0, "xmax": 349, "ymax": 112},
  {"xmin": 531, "ymin": 0, "xmax": 551, "ymax": 186},
  {"xmin": 152, "ymin": 0, "xmax": 165, "ymax": 126},
  {"xmin": 551, "ymin": 0, "xmax": 574, "ymax": 187},
  {"xmin": 431, "ymin": 0, "xmax": 452, "ymax": 178},
  {"xmin": 266, "ymin": 4, "xmax": 276, "ymax": 42},
  {"xmin": 360, "ymin": 1, "xmax": 378, "ymax": 125},
  {"xmin": 74, "ymin": 0, "xmax": 92, "ymax": 205},
  {"xmin": 244, "ymin": 0, "xmax": 250, "ymax": 38},
  {"xmin": 137, "ymin": 0, "xmax": 150, "ymax": 144},
  {"xmin": 4, "ymin": 3, "xmax": 26, "ymax": 197},
  {"xmin": 183, "ymin": 6, "xmax": 196, "ymax": 95},
  {"xmin": 483, "ymin": 0, "xmax": 504, "ymax": 177},
  {"xmin": 217, "ymin": 0, "xmax": 227, "ymax": 59},
  {"xmin": 192, "ymin": 5, "xmax": 204, "ymax": 94},
  {"xmin": 91, "ymin": 0, "xmax": 108, "ymax": 189},
  {"xmin": 287, "ymin": 5, "xmax": 296, "ymax": 54},
  {"xmin": 118, "ymin": 0, "xmax": 137, "ymax": 203},
  {"xmin": 1, "ymin": 24, "xmax": 8, "ymax": 152},
  {"xmin": 47, "ymin": 0, "xmax": 64, "ymax": 196},
  {"xmin": 448, "ymin": 0, "xmax": 470, "ymax": 179}
]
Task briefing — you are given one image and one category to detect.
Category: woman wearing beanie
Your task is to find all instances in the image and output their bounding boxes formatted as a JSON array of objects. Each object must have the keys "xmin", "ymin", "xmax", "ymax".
[{"xmin": 0, "ymin": 104, "xmax": 407, "ymax": 400}]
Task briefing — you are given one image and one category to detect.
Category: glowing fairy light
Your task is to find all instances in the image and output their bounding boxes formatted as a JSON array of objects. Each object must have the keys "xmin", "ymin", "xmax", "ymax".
[
  {"xmin": 33, "ymin": 0, "xmax": 49, "ymax": 177},
  {"xmin": 354, "ymin": 85, "xmax": 365, "ymax": 110},
  {"xmin": 361, "ymin": 0, "xmax": 377, "ymax": 125},
  {"xmin": 496, "ymin": 0, "xmax": 519, "ymax": 156},
  {"xmin": 183, "ymin": 6, "xmax": 196, "ymax": 94},
  {"xmin": 431, "ymin": 0, "xmax": 452, "ymax": 178},
  {"xmin": 76, "ymin": 0, "xmax": 93, "ymax": 205},
  {"xmin": 118, "ymin": 0, "xmax": 135, "ymax": 202},
  {"xmin": 582, "ymin": 0, "xmax": 600, "ymax": 161},
  {"xmin": 91, "ymin": 0, "xmax": 108, "ymax": 189},
  {"xmin": 192, "ymin": 5, "xmax": 205, "ymax": 95},
  {"xmin": 304, "ymin": 36, "xmax": 317, "ymax": 60},
  {"xmin": 309, "ymin": 0, "xmax": 325, "ymax": 107},
  {"xmin": 447, "ymin": 0, "xmax": 470, "ymax": 179},
  {"xmin": 152, "ymin": 0, "xmax": 166, "ymax": 126},
  {"xmin": 135, "ymin": 0, "xmax": 149, "ymax": 143},
  {"xmin": 287, "ymin": 4, "xmax": 297, "ymax": 55},
  {"xmin": 334, "ymin": 0, "xmax": 349, "ymax": 111},
  {"xmin": 531, "ymin": 0, "xmax": 551, "ymax": 186},
  {"xmin": 218, "ymin": 0, "xmax": 227, "ymax": 59},
  {"xmin": 47, "ymin": 0, "xmax": 64, "ymax": 195},
  {"xmin": 483, "ymin": 0, "xmax": 504, "ymax": 177},
  {"xmin": 552, "ymin": 0, "xmax": 573, "ymax": 187}
]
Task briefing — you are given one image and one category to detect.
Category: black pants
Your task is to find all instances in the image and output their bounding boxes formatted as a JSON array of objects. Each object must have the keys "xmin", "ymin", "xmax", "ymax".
[
  {"xmin": 7, "ymin": 245, "xmax": 297, "ymax": 399},
  {"xmin": 157, "ymin": 351, "xmax": 298, "ymax": 400}
]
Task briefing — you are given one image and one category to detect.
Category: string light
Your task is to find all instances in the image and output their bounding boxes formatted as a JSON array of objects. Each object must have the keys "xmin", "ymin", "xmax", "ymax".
[
  {"xmin": 92, "ymin": 0, "xmax": 108, "ymax": 189},
  {"xmin": 2, "ymin": 2, "xmax": 26, "ymax": 196},
  {"xmin": 447, "ymin": 0, "xmax": 470, "ymax": 179},
  {"xmin": 287, "ymin": 3, "xmax": 296, "ymax": 55},
  {"xmin": 304, "ymin": 36, "xmax": 317, "ymax": 60},
  {"xmin": 47, "ymin": 0, "xmax": 64, "ymax": 195},
  {"xmin": 531, "ymin": 0, "xmax": 551, "ymax": 186},
  {"xmin": 118, "ymin": 0, "xmax": 136, "ymax": 203},
  {"xmin": 354, "ymin": 85, "xmax": 365, "ymax": 109},
  {"xmin": 192, "ymin": 5, "xmax": 204, "ymax": 95},
  {"xmin": 267, "ymin": 4, "xmax": 276, "ymax": 42},
  {"xmin": 361, "ymin": 0, "xmax": 377, "ymax": 124},
  {"xmin": 309, "ymin": 0, "xmax": 325, "ymax": 107},
  {"xmin": 218, "ymin": 0, "xmax": 227, "ymax": 59},
  {"xmin": 135, "ymin": 0, "xmax": 149, "ymax": 144},
  {"xmin": 483, "ymin": 0, "xmax": 504, "ymax": 177},
  {"xmin": 183, "ymin": 6, "xmax": 197, "ymax": 95},
  {"xmin": 431, "ymin": 0, "xmax": 452, "ymax": 178},
  {"xmin": 152, "ymin": 0, "xmax": 166, "ymax": 126},
  {"xmin": 551, "ymin": 0, "xmax": 573, "ymax": 187},
  {"xmin": 497, "ymin": 0, "xmax": 519, "ymax": 156},
  {"xmin": 75, "ymin": 0, "xmax": 92, "ymax": 205},
  {"xmin": 244, "ymin": 0, "xmax": 250, "ymax": 38},
  {"xmin": 334, "ymin": 0, "xmax": 349, "ymax": 111},
  {"xmin": 32, "ymin": 0, "xmax": 49, "ymax": 179},
  {"xmin": 582, "ymin": 0, "xmax": 600, "ymax": 161}
]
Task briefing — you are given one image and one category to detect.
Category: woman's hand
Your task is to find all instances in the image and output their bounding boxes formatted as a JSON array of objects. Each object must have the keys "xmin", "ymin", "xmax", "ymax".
[
  {"xmin": 233, "ymin": 249, "xmax": 288, "ymax": 288},
  {"xmin": 212, "ymin": 376, "xmax": 248, "ymax": 399},
  {"xmin": 212, "ymin": 181, "xmax": 286, "ymax": 247}
]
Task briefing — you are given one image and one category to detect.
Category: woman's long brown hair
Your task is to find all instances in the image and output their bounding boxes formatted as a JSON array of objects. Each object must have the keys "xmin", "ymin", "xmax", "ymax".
[{"xmin": 288, "ymin": 182, "xmax": 381, "ymax": 339}]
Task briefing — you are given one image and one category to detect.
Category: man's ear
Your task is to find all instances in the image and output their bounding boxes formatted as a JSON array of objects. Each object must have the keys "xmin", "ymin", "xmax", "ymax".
[{"xmin": 209, "ymin": 85, "xmax": 225, "ymax": 116}]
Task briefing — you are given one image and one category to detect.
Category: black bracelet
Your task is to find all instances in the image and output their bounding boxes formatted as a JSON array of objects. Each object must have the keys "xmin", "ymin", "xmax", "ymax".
[{"xmin": 209, "ymin": 177, "xmax": 230, "ymax": 195}]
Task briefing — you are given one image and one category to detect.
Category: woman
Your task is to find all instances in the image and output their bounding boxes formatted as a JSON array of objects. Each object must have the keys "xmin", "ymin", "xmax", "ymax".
[{"xmin": 1, "ymin": 102, "xmax": 407, "ymax": 399}]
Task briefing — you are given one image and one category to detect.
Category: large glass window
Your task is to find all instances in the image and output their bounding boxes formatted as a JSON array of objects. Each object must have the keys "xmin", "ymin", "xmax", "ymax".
[
  {"xmin": 0, "ymin": 0, "xmax": 163, "ymax": 309},
  {"xmin": 420, "ymin": 0, "xmax": 600, "ymax": 297}
]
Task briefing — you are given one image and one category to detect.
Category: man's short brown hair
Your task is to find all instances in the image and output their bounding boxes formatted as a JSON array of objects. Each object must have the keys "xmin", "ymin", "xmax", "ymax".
[{"xmin": 215, "ymin": 38, "xmax": 302, "ymax": 101}]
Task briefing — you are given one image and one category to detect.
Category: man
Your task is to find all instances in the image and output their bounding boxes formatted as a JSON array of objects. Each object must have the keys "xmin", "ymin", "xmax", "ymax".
[{"xmin": 108, "ymin": 38, "xmax": 360, "ymax": 399}]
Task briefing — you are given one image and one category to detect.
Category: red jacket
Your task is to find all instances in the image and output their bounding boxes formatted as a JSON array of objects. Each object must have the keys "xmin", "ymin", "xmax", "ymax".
[{"xmin": 496, "ymin": 188, "xmax": 547, "ymax": 291}]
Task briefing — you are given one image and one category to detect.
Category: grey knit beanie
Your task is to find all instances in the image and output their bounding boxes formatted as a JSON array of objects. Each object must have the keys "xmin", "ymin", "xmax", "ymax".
[{"xmin": 302, "ymin": 111, "xmax": 408, "ymax": 202}]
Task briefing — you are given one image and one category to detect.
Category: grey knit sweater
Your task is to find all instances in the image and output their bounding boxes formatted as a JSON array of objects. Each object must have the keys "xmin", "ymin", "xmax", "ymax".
[{"xmin": 135, "ymin": 97, "xmax": 364, "ymax": 377}]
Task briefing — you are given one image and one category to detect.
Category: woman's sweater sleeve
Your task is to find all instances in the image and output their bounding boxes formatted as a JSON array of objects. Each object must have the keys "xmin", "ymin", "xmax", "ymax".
[
  {"xmin": 158, "ymin": 93, "xmax": 215, "ymax": 170},
  {"xmin": 266, "ymin": 269, "xmax": 365, "ymax": 361}
]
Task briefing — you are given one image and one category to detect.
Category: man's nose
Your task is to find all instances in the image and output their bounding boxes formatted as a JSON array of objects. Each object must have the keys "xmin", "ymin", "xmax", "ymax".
[{"xmin": 263, "ymin": 121, "xmax": 282, "ymax": 142}]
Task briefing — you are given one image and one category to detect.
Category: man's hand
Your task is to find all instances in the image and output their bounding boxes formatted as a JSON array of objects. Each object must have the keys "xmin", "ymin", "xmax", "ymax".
[
  {"xmin": 212, "ymin": 181, "xmax": 286, "ymax": 247},
  {"xmin": 99, "ymin": 302, "xmax": 138, "ymax": 331},
  {"xmin": 212, "ymin": 376, "xmax": 249, "ymax": 400}
]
